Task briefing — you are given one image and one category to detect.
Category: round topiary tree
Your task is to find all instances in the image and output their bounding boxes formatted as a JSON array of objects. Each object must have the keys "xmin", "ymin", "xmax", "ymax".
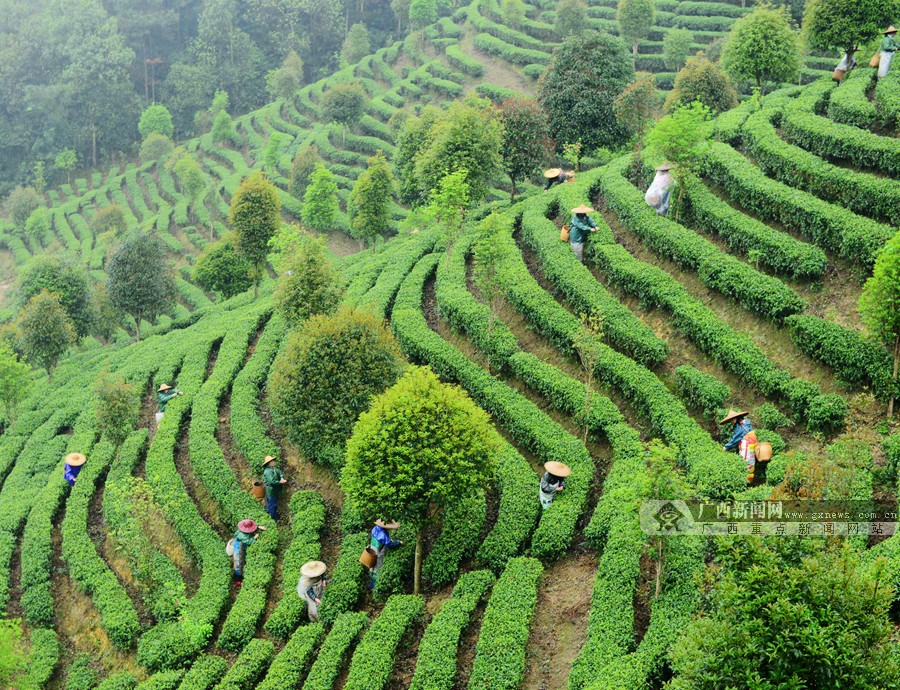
[
  {"xmin": 538, "ymin": 32, "xmax": 635, "ymax": 153},
  {"xmin": 138, "ymin": 104, "xmax": 174, "ymax": 140},
  {"xmin": 341, "ymin": 366, "xmax": 500, "ymax": 593},
  {"xmin": 269, "ymin": 306, "xmax": 403, "ymax": 472}
]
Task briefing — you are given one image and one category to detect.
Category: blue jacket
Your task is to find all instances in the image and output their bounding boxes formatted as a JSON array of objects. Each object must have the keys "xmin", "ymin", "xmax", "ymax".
[
  {"xmin": 370, "ymin": 525, "xmax": 400, "ymax": 552},
  {"xmin": 724, "ymin": 419, "xmax": 753, "ymax": 452}
]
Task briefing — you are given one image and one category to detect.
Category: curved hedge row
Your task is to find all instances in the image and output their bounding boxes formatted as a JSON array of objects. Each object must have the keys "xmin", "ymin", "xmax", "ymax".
[
  {"xmin": 875, "ymin": 69, "xmax": 900, "ymax": 128},
  {"xmin": 486, "ymin": 193, "xmax": 745, "ymax": 497},
  {"xmin": 410, "ymin": 570, "xmax": 495, "ymax": 690},
  {"xmin": 212, "ymin": 638, "xmax": 274, "ymax": 690},
  {"xmin": 674, "ymin": 364, "xmax": 731, "ymax": 418},
  {"xmin": 599, "ymin": 159, "xmax": 806, "ymax": 320},
  {"xmin": 422, "ymin": 491, "xmax": 486, "ymax": 588},
  {"xmin": 257, "ymin": 623, "xmax": 324, "ymax": 690},
  {"xmin": 18, "ymin": 436, "xmax": 74, "ymax": 627},
  {"xmin": 343, "ymin": 594, "xmax": 425, "ymax": 690},
  {"xmin": 264, "ymin": 491, "xmax": 327, "ymax": 638},
  {"xmin": 176, "ymin": 656, "xmax": 227, "ymax": 690},
  {"xmin": 741, "ymin": 107, "xmax": 900, "ymax": 226},
  {"xmin": 318, "ymin": 531, "xmax": 368, "ymax": 626},
  {"xmin": 828, "ymin": 67, "xmax": 877, "ymax": 128},
  {"xmin": 104, "ymin": 429, "xmax": 186, "ymax": 621},
  {"xmin": 19, "ymin": 628, "xmax": 60, "ymax": 690},
  {"xmin": 138, "ymin": 332, "xmax": 232, "ymax": 671},
  {"xmin": 229, "ymin": 312, "xmax": 284, "ymax": 472},
  {"xmin": 357, "ymin": 230, "xmax": 439, "ymax": 318},
  {"xmin": 301, "ymin": 612, "xmax": 369, "ymax": 690},
  {"xmin": 445, "ymin": 44, "xmax": 485, "ymax": 76},
  {"xmin": 702, "ymin": 141, "xmax": 892, "ymax": 267},
  {"xmin": 473, "ymin": 33, "xmax": 550, "ymax": 65},
  {"xmin": 393, "ymin": 253, "xmax": 587, "ymax": 561},
  {"xmin": 136, "ymin": 671, "xmax": 185, "ymax": 690},
  {"xmin": 785, "ymin": 314, "xmax": 898, "ymax": 400},
  {"xmin": 61, "ymin": 439, "xmax": 140, "ymax": 649},
  {"xmin": 518, "ymin": 190, "xmax": 670, "ymax": 365},
  {"xmin": 781, "ymin": 82, "xmax": 900, "ymax": 176},
  {"xmin": 468, "ymin": 557, "xmax": 543, "ymax": 690},
  {"xmin": 682, "ymin": 175, "xmax": 828, "ymax": 280}
]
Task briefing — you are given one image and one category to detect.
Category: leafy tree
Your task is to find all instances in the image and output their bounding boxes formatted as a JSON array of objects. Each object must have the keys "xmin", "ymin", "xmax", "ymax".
[
  {"xmin": 860, "ymin": 233, "xmax": 900, "ymax": 418},
  {"xmin": 33, "ymin": 162, "xmax": 45, "ymax": 194},
  {"xmin": 0, "ymin": 341, "xmax": 31, "ymax": 426},
  {"xmin": 722, "ymin": 5, "xmax": 802, "ymax": 96},
  {"xmin": 95, "ymin": 373, "xmax": 139, "ymax": 448},
  {"xmin": 349, "ymin": 151, "xmax": 396, "ymax": 249},
  {"xmin": 500, "ymin": 0, "xmax": 526, "ymax": 27},
  {"xmin": 211, "ymin": 109, "xmax": 240, "ymax": 146},
  {"xmin": 269, "ymin": 306, "xmax": 403, "ymax": 471},
  {"xmin": 428, "ymin": 170, "xmax": 470, "ymax": 267},
  {"xmin": 138, "ymin": 104, "xmax": 174, "ymax": 139},
  {"xmin": 555, "ymin": 0, "xmax": 588, "ymax": 37},
  {"xmin": 663, "ymin": 27, "xmax": 696, "ymax": 71},
  {"xmin": 538, "ymin": 32, "xmax": 634, "ymax": 153},
  {"xmin": 17, "ymin": 290, "xmax": 77, "ymax": 379},
  {"xmin": 172, "ymin": 153, "xmax": 207, "ymax": 221},
  {"xmin": 803, "ymin": 0, "xmax": 900, "ymax": 56},
  {"xmin": 92, "ymin": 204, "xmax": 129, "ymax": 236},
  {"xmin": 0, "ymin": 619, "xmax": 27, "ymax": 688},
  {"xmin": 90, "ymin": 283, "xmax": 121, "ymax": 342},
  {"xmin": 231, "ymin": 171, "xmax": 282, "ymax": 296},
  {"xmin": 262, "ymin": 134, "xmax": 289, "ymax": 175},
  {"xmin": 668, "ymin": 541, "xmax": 900, "ymax": 689},
  {"xmin": 140, "ymin": 133, "xmax": 175, "ymax": 164},
  {"xmin": 274, "ymin": 230, "xmax": 345, "ymax": 328},
  {"xmin": 192, "ymin": 235, "xmax": 253, "ymax": 300},
  {"xmin": 106, "ymin": 232, "xmax": 175, "ymax": 341},
  {"xmin": 54, "ymin": 148, "xmax": 78, "ymax": 184},
  {"xmin": 17, "ymin": 256, "xmax": 95, "ymax": 337},
  {"xmin": 394, "ymin": 107, "xmax": 440, "ymax": 207},
  {"xmin": 644, "ymin": 101, "xmax": 712, "ymax": 219},
  {"xmin": 614, "ymin": 72, "xmax": 661, "ymax": 142},
  {"xmin": 289, "ymin": 145, "xmax": 322, "ymax": 200},
  {"xmin": 414, "ymin": 97, "xmax": 504, "ymax": 204},
  {"xmin": 266, "ymin": 50, "xmax": 304, "ymax": 103},
  {"xmin": 409, "ymin": 0, "xmax": 438, "ymax": 31},
  {"xmin": 24, "ymin": 208, "xmax": 51, "ymax": 244},
  {"xmin": 392, "ymin": 0, "xmax": 412, "ymax": 32},
  {"xmin": 499, "ymin": 97, "xmax": 553, "ymax": 202},
  {"xmin": 342, "ymin": 24, "xmax": 371, "ymax": 65},
  {"xmin": 301, "ymin": 163, "xmax": 340, "ymax": 233},
  {"xmin": 321, "ymin": 82, "xmax": 367, "ymax": 145},
  {"xmin": 342, "ymin": 366, "xmax": 499, "ymax": 594},
  {"xmin": 5, "ymin": 186, "xmax": 43, "ymax": 231},
  {"xmin": 617, "ymin": 0, "xmax": 655, "ymax": 56},
  {"xmin": 665, "ymin": 57, "xmax": 739, "ymax": 114}
]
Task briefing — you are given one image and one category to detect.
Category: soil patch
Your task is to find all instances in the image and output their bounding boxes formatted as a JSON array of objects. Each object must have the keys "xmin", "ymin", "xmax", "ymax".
[{"xmin": 521, "ymin": 553, "xmax": 596, "ymax": 690}]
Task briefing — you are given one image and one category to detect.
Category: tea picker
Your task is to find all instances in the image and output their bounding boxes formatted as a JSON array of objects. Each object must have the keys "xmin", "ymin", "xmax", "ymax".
[
  {"xmin": 297, "ymin": 560, "xmax": 328, "ymax": 622},
  {"xmin": 155, "ymin": 383, "xmax": 183, "ymax": 425},
  {"xmin": 539, "ymin": 461, "xmax": 571, "ymax": 509}
]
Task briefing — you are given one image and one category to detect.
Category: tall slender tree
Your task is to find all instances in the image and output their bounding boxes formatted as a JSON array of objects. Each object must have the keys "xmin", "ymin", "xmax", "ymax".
[
  {"xmin": 231, "ymin": 171, "xmax": 282, "ymax": 297},
  {"xmin": 349, "ymin": 151, "xmax": 396, "ymax": 250},
  {"xmin": 860, "ymin": 233, "xmax": 900, "ymax": 418}
]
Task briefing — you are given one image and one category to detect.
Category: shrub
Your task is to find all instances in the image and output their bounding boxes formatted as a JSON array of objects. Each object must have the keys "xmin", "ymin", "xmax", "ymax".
[
  {"xmin": 256, "ymin": 624, "xmax": 324, "ymax": 690},
  {"xmin": 468, "ymin": 558, "xmax": 543, "ymax": 689},
  {"xmin": 343, "ymin": 595, "xmax": 425, "ymax": 690},
  {"xmin": 301, "ymin": 612, "xmax": 369, "ymax": 690},
  {"xmin": 410, "ymin": 571, "xmax": 494, "ymax": 690},
  {"xmin": 136, "ymin": 670, "xmax": 185, "ymax": 690},
  {"xmin": 675, "ymin": 365, "xmax": 731, "ymax": 418},
  {"xmin": 211, "ymin": 639, "xmax": 273, "ymax": 690},
  {"xmin": 805, "ymin": 393, "xmax": 849, "ymax": 434},
  {"xmin": 177, "ymin": 656, "xmax": 227, "ymax": 690},
  {"xmin": 829, "ymin": 67, "xmax": 877, "ymax": 128},
  {"xmin": 753, "ymin": 403, "xmax": 793, "ymax": 430},
  {"xmin": 269, "ymin": 306, "xmax": 403, "ymax": 471}
]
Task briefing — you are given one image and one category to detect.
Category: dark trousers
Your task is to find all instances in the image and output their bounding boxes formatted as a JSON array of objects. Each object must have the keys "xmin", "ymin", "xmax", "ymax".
[{"xmin": 265, "ymin": 495, "xmax": 278, "ymax": 520}]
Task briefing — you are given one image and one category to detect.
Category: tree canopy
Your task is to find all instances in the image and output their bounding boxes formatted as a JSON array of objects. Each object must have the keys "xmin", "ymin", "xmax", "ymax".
[
  {"xmin": 17, "ymin": 256, "xmax": 96, "ymax": 337},
  {"xmin": 321, "ymin": 82, "xmax": 367, "ymax": 144},
  {"xmin": 192, "ymin": 235, "xmax": 253, "ymax": 300},
  {"xmin": 618, "ymin": 0, "xmax": 656, "ymax": 56},
  {"xmin": 803, "ymin": 0, "xmax": 900, "ymax": 53},
  {"xmin": 230, "ymin": 171, "xmax": 282, "ymax": 295},
  {"xmin": 17, "ymin": 289, "xmax": 78, "ymax": 378},
  {"xmin": 274, "ymin": 230, "xmax": 345, "ymax": 328},
  {"xmin": 106, "ymin": 231, "xmax": 175, "ymax": 341},
  {"xmin": 349, "ymin": 151, "xmax": 396, "ymax": 248},
  {"xmin": 538, "ymin": 32, "xmax": 635, "ymax": 153},
  {"xmin": 722, "ymin": 5, "xmax": 802, "ymax": 95},
  {"xmin": 341, "ymin": 366, "xmax": 499, "ymax": 593},
  {"xmin": 138, "ymin": 104, "xmax": 174, "ymax": 140},
  {"xmin": 860, "ymin": 233, "xmax": 900, "ymax": 418},
  {"xmin": 302, "ymin": 163, "xmax": 341, "ymax": 233},
  {"xmin": 499, "ymin": 97, "xmax": 553, "ymax": 201},
  {"xmin": 665, "ymin": 57, "xmax": 739, "ymax": 114}
]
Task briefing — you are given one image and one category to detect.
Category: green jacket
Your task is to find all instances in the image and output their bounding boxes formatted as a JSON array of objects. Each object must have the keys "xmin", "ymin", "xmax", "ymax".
[
  {"xmin": 157, "ymin": 389, "xmax": 181, "ymax": 412},
  {"xmin": 883, "ymin": 34, "xmax": 898, "ymax": 52},
  {"xmin": 234, "ymin": 530, "xmax": 256, "ymax": 548},
  {"xmin": 569, "ymin": 213, "xmax": 597, "ymax": 244},
  {"xmin": 263, "ymin": 465, "xmax": 284, "ymax": 498}
]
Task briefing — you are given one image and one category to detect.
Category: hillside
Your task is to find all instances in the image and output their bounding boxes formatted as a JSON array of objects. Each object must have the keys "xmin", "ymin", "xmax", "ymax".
[
  {"xmin": 3, "ymin": 0, "xmax": 900, "ymax": 687},
  {"xmin": 0, "ymin": 0, "xmax": 834, "ymax": 334}
]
